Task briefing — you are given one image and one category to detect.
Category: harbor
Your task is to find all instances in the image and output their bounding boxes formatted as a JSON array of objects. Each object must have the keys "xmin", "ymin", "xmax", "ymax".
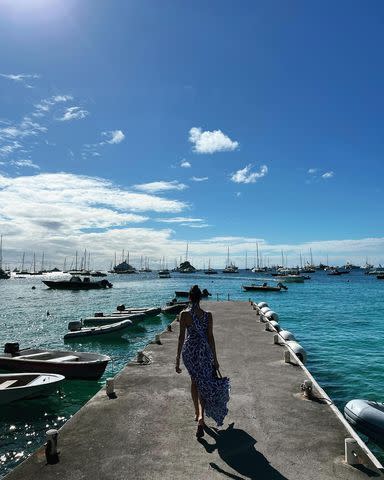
[
  {"xmin": 3, "ymin": 300, "xmax": 384, "ymax": 479},
  {"xmin": 1, "ymin": 269, "xmax": 384, "ymax": 477}
]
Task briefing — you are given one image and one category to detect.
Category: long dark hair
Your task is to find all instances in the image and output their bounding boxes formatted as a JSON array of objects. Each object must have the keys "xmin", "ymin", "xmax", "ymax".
[{"xmin": 189, "ymin": 284, "xmax": 202, "ymax": 304}]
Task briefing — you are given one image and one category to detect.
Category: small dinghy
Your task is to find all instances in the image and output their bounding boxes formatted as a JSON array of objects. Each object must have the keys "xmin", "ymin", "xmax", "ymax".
[
  {"xmin": 161, "ymin": 302, "xmax": 188, "ymax": 314},
  {"xmin": 344, "ymin": 399, "xmax": 384, "ymax": 447},
  {"xmin": 64, "ymin": 319, "xmax": 133, "ymax": 341},
  {"xmin": 0, "ymin": 343, "xmax": 110, "ymax": 380},
  {"xmin": 112, "ymin": 306, "xmax": 161, "ymax": 316},
  {"xmin": 83, "ymin": 312, "xmax": 145, "ymax": 326},
  {"xmin": 242, "ymin": 282, "xmax": 288, "ymax": 292},
  {"xmin": 0, "ymin": 373, "xmax": 65, "ymax": 405}
]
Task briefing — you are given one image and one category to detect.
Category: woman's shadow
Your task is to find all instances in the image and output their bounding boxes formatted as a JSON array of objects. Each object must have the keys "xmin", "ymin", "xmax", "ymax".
[{"xmin": 198, "ymin": 423, "xmax": 288, "ymax": 480}]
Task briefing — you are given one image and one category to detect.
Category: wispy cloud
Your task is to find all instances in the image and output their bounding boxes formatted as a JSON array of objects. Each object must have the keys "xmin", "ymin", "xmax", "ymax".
[
  {"xmin": 230, "ymin": 164, "xmax": 268, "ymax": 184},
  {"xmin": 308, "ymin": 168, "xmax": 317, "ymax": 174},
  {"xmin": 189, "ymin": 127, "xmax": 239, "ymax": 154},
  {"xmin": 102, "ymin": 130, "xmax": 125, "ymax": 144},
  {"xmin": 322, "ymin": 171, "xmax": 334, "ymax": 179},
  {"xmin": 0, "ymin": 73, "xmax": 40, "ymax": 88},
  {"xmin": 58, "ymin": 106, "xmax": 89, "ymax": 122},
  {"xmin": 0, "ymin": 117, "xmax": 47, "ymax": 141},
  {"xmin": 191, "ymin": 176, "xmax": 208, "ymax": 182},
  {"xmin": 156, "ymin": 217, "xmax": 203, "ymax": 223},
  {"xmin": 33, "ymin": 95, "xmax": 73, "ymax": 117},
  {"xmin": 133, "ymin": 180, "xmax": 188, "ymax": 194},
  {"xmin": 10, "ymin": 159, "xmax": 40, "ymax": 169},
  {"xmin": 180, "ymin": 159, "xmax": 191, "ymax": 168}
]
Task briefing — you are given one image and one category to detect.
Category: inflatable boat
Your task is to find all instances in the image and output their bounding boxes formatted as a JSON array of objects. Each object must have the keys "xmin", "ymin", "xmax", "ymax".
[{"xmin": 344, "ymin": 399, "xmax": 384, "ymax": 447}]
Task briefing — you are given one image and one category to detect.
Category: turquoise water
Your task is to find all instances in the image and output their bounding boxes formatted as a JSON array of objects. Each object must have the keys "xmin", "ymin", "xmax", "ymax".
[{"xmin": 0, "ymin": 270, "xmax": 383, "ymax": 476}]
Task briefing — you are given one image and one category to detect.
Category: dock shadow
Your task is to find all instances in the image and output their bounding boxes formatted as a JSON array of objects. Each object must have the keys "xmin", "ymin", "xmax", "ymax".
[{"xmin": 198, "ymin": 423, "xmax": 288, "ymax": 480}]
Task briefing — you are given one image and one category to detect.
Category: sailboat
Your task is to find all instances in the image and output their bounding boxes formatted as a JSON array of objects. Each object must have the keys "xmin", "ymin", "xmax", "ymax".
[
  {"xmin": 204, "ymin": 259, "xmax": 217, "ymax": 275},
  {"xmin": 0, "ymin": 236, "xmax": 10, "ymax": 279},
  {"xmin": 222, "ymin": 247, "xmax": 238, "ymax": 273}
]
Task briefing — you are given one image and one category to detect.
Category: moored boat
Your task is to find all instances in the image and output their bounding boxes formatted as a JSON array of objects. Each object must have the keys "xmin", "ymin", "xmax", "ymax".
[
  {"xmin": 345, "ymin": 399, "xmax": 384, "ymax": 447},
  {"xmin": 43, "ymin": 276, "xmax": 113, "ymax": 290},
  {"xmin": 0, "ymin": 343, "xmax": 110, "ymax": 379},
  {"xmin": 64, "ymin": 319, "xmax": 133, "ymax": 341},
  {"xmin": 83, "ymin": 312, "xmax": 145, "ymax": 326},
  {"xmin": 0, "ymin": 373, "xmax": 65, "ymax": 405},
  {"xmin": 242, "ymin": 283, "xmax": 288, "ymax": 292},
  {"xmin": 275, "ymin": 274, "xmax": 305, "ymax": 283}
]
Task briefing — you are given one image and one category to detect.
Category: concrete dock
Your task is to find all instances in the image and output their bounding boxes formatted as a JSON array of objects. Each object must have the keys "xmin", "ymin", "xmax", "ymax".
[{"xmin": 5, "ymin": 301, "xmax": 384, "ymax": 479}]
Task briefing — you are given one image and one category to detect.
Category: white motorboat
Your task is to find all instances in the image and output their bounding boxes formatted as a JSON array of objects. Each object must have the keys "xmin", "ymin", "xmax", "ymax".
[
  {"xmin": 0, "ymin": 373, "xmax": 65, "ymax": 405},
  {"xmin": 64, "ymin": 319, "xmax": 133, "ymax": 341},
  {"xmin": 345, "ymin": 399, "xmax": 384, "ymax": 447}
]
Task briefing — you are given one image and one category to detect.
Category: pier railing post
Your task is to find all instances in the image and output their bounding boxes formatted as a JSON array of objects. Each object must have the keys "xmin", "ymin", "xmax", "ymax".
[{"xmin": 45, "ymin": 429, "xmax": 59, "ymax": 464}]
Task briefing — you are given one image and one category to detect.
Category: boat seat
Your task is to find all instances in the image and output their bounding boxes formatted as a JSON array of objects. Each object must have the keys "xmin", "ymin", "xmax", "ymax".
[
  {"xmin": 0, "ymin": 379, "xmax": 18, "ymax": 390},
  {"xmin": 18, "ymin": 352, "xmax": 50, "ymax": 359},
  {"xmin": 46, "ymin": 355, "xmax": 79, "ymax": 363}
]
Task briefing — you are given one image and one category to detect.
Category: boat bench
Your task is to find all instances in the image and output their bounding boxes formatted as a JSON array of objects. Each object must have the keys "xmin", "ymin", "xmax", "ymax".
[
  {"xmin": 0, "ymin": 379, "xmax": 18, "ymax": 390},
  {"xmin": 18, "ymin": 352, "xmax": 50, "ymax": 359},
  {"xmin": 46, "ymin": 355, "xmax": 79, "ymax": 363}
]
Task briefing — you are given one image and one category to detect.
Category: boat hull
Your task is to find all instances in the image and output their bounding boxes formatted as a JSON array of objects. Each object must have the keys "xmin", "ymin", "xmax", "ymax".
[
  {"xmin": 0, "ymin": 349, "xmax": 110, "ymax": 380},
  {"xmin": 64, "ymin": 319, "xmax": 133, "ymax": 341},
  {"xmin": 242, "ymin": 285, "xmax": 284, "ymax": 292},
  {"xmin": 0, "ymin": 373, "xmax": 64, "ymax": 405},
  {"xmin": 43, "ymin": 280, "xmax": 112, "ymax": 290}
]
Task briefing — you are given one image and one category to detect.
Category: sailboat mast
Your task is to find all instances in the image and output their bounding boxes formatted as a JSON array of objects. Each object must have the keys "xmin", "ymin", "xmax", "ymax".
[
  {"xmin": 0, "ymin": 235, "xmax": 2, "ymax": 271},
  {"xmin": 256, "ymin": 242, "xmax": 259, "ymax": 269},
  {"xmin": 245, "ymin": 251, "xmax": 247, "ymax": 270},
  {"xmin": 186, "ymin": 242, "xmax": 189, "ymax": 262}
]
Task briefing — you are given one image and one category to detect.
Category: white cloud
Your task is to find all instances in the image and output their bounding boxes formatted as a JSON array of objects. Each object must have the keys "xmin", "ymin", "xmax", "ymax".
[
  {"xmin": 0, "ymin": 117, "xmax": 47, "ymax": 141},
  {"xmin": 0, "ymin": 141, "xmax": 22, "ymax": 158},
  {"xmin": 180, "ymin": 223, "xmax": 211, "ymax": 228},
  {"xmin": 191, "ymin": 176, "xmax": 208, "ymax": 182},
  {"xmin": 308, "ymin": 168, "xmax": 317, "ymax": 174},
  {"xmin": 180, "ymin": 160, "xmax": 191, "ymax": 168},
  {"xmin": 322, "ymin": 171, "xmax": 334, "ymax": 179},
  {"xmin": 230, "ymin": 164, "xmax": 268, "ymax": 184},
  {"xmin": 189, "ymin": 127, "xmax": 239, "ymax": 154},
  {"xmin": 156, "ymin": 217, "xmax": 203, "ymax": 223},
  {"xmin": 59, "ymin": 106, "xmax": 89, "ymax": 122},
  {"xmin": 133, "ymin": 180, "xmax": 188, "ymax": 193},
  {"xmin": 10, "ymin": 159, "xmax": 40, "ymax": 169},
  {"xmin": 0, "ymin": 73, "xmax": 40, "ymax": 88},
  {"xmin": 33, "ymin": 95, "xmax": 73, "ymax": 117},
  {"xmin": 102, "ymin": 130, "xmax": 125, "ymax": 144}
]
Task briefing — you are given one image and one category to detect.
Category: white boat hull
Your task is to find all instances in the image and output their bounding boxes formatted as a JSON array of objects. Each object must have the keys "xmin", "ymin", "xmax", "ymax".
[{"xmin": 0, "ymin": 373, "xmax": 64, "ymax": 405}]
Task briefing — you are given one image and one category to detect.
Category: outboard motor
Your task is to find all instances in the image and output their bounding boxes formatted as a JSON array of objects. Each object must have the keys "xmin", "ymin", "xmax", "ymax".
[
  {"xmin": 68, "ymin": 321, "xmax": 82, "ymax": 332},
  {"xmin": 4, "ymin": 342, "xmax": 20, "ymax": 356}
]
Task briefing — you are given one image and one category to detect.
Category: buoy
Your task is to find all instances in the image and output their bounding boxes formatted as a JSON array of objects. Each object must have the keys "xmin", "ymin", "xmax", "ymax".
[
  {"xmin": 285, "ymin": 341, "xmax": 307, "ymax": 364},
  {"xmin": 265, "ymin": 310, "xmax": 279, "ymax": 321},
  {"xmin": 279, "ymin": 330, "xmax": 296, "ymax": 341}
]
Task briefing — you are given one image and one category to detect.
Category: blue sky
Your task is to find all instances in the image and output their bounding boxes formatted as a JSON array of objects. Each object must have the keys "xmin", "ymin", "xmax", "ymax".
[{"xmin": 0, "ymin": 0, "xmax": 383, "ymax": 268}]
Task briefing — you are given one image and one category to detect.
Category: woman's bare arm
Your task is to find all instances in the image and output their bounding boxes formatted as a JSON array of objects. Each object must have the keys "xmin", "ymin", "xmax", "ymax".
[{"xmin": 207, "ymin": 312, "xmax": 219, "ymax": 369}]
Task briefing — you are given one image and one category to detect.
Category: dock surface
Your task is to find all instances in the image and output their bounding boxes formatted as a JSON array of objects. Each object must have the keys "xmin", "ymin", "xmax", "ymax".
[{"xmin": 6, "ymin": 301, "xmax": 384, "ymax": 479}]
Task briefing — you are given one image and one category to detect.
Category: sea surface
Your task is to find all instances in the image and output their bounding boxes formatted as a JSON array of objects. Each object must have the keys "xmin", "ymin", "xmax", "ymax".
[{"xmin": 0, "ymin": 269, "xmax": 383, "ymax": 476}]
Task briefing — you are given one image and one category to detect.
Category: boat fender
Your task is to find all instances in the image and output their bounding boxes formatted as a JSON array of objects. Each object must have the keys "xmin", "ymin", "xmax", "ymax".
[
  {"xmin": 257, "ymin": 302, "xmax": 269, "ymax": 309},
  {"xmin": 285, "ymin": 341, "xmax": 307, "ymax": 364},
  {"xmin": 265, "ymin": 310, "xmax": 279, "ymax": 321},
  {"xmin": 45, "ymin": 429, "xmax": 59, "ymax": 465},
  {"xmin": 68, "ymin": 321, "xmax": 82, "ymax": 332},
  {"xmin": 260, "ymin": 306, "xmax": 271, "ymax": 315},
  {"xmin": 266, "ymin": 320, "xmax": 281, "ymax": 332},
  {"xmin": 279, "ymin": 330, "xmax": 296, "ymax": 341}
]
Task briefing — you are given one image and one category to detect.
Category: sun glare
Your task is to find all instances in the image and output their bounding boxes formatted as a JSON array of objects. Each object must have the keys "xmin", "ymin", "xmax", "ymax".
[{"xmin": 0, "ymin": 0, "xmax": 68, "ymax": 22}]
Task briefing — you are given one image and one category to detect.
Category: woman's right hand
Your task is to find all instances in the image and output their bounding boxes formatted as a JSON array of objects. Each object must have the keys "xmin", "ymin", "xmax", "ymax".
[{"xmin": 175, "ymin": 365, "xmax": 182, "ymax": 374}]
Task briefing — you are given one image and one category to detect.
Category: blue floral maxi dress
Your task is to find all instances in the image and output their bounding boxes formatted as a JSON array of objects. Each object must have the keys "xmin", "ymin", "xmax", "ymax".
[{"xmin": 182, "ymin": 308, "xmax": 230, "ymax": 426}]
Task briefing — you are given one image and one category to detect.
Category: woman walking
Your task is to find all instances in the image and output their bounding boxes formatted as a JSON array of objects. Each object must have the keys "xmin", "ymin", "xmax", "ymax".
[{"xmin": 175, "ymin": 285, "xmax": 230, "ymax": 437}]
